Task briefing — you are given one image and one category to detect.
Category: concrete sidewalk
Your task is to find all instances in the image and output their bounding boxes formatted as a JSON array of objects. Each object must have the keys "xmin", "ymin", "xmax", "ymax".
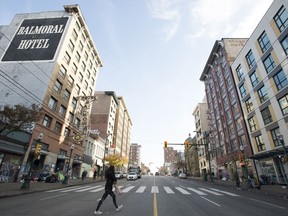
[{"xmin": 0, "ymin": 176, "xmax": 287, "ymax": 199}]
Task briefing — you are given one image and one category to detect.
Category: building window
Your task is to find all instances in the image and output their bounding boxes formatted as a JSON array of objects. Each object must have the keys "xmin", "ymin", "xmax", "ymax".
[
  {"xmin": 72, "ymin": 29, "xmax": 78, "ymax": 41},
  {"xmin": 64, "ymin": 127, "xmax": 70, "ymax": 137},
  {"xmin": 278, "ymin": 94, "xmax": 288, "ymax": 115},
  {"xmin": 58, "ymin": 65, "xmax": 67, "ymax": 79},
  {"xmin": 250, "ymin": 71, "xmax": 259, "ymax": 87},
  {"xmin": 239, "ymin": 84, "xmax": 246, "ymax": 98},
  {"xmin": 79, "ymin": 41, "xmax": 84, "ymax": 51},
  {"xmin": 71, "ymin": 97, "xmax": 77, "ymax": 110},
  {"xmin": 248, "ymin": 116, "xmax": 257, "ymax": 132},
  {"xmin": 53, "ymin": 79, "xmax": 62, "ymax": 94},
  {"xmin": 263, "ymin": 54, "xmax": 275, "ymax": 73},
  {"xmin": 59, "ymin": 105, "xmax": 67, "ymax": 117},
  {"xmin": 68, "ymin": 112, "xmax": 74, "ymax": 123},
  {"xmin": 68, "ymin": 40, "xmax": 75, "ymax": 53},
  {"xmin": 84, "ymin": 51, "xmax": 88, "ymax": 60},
  {"xmin": 274, "ymin": 6, "xmax": 288, "ymax": 32},
  {"xmin": 42, "ymin": 115, "xmax": 52, "ymax": 128},
  {"xmin": 261, "ymin": 107, "xmax": 272, "ymax": 125},
  {"xmin": 84, "ymin": 81, "xmax": 88, "ymax": 90},
  {"xmin": 72, "ymin": 63, "xmax": 78, "ymax": 75},
  {"xmin": 67, "ymin": 76, "xmax": 74, "ymax": 87},
  {"xmin": 63, "ymin": 52, "xmax": 71, "ymax": 65},
  {"xmin": 236, "ymin": 64, "xmax": 244, "ymax": 81},
  {"xmin": 258, "ymin": 31, "xmax": 271, "ymax": 53},
  {"xmin": 48, "ymin": 96, "xmax": 57, "ymax": 111},
  {"xmin": 54, "ymin": 122, "xmax": 62, "ymax": 133},
  {"xmin": 273, "ymin": 69, "xmax": 288, "ymax": 90},
  {"xmin": 245, "ymin": 97, "xmax": 254, "ymax": 113},
  {"xmin": 78, "ymin": 72, "xmax": 83, "ymax": 83},
  {"xmin": 75, "ymin": 51, "xmax": 81, "ymax": 63},
  {"xmin": 255, "ymin": 135, "xmax": 266, "ymax": 152},
  {"xmin": 63, "ymin": 89, "xmax": 70, "ymax": 101},
  {"xmin": 281, "ymin": 35, "xmax": 288, "ymax": 55},
  {"xmin": 245, "ymin": 50, "xmax": 256, "ymax": 69},
  {"xmin": 258, "ymin": 86, "xmax": 269, "ymax": 103},
  {"xmin": 74, "ymin": 117, "xmax": 81, "ymax": 128},
  {"xmin": 75, "ymin": 85, "xmax": 80, "ymax": 95},
  {"xmin": 271, "ymin": 127, "xmax": 281, "ymax": 147},
  {"xmin": 91, "ymin": 77, "xmax": 95, "ymax": 86}
]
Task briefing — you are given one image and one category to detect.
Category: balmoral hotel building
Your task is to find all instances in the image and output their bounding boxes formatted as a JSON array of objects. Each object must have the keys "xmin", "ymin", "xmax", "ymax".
[
  {"xmin": 0, "ymin": 5, "xmax": 103, "ymax": 180},
  {"xmin": 231, "ymin": 0, "xmax": 288, "ymax": 185}
]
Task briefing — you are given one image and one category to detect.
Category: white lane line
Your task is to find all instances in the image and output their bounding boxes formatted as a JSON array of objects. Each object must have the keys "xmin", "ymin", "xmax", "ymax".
[
  {"xmin": 151, "ymin": 186, "xmax": 159, "ymax": 193},
  {"xmin": 199, "ymin": 188, "xmax": 223, "ymax": 195},
  {"xmin": 175, "ymin": 187, "xmax": 190, "ymax": 195},
  {"xmin": 249, "ymin": 198, "xmax": 286, "ymax": 209},
  {"xmin": 164, "ymin": 187, "xmax": 174, "ymax": 194},
  {"xmin": 209, "ymin": 188, "xmax": 240, "ymax": 196},
  {"xmin": 201, "ymin": 196, "xmax": 221, "ymax": 207},
  {"xmin": 40, "ymin": 193, "xmax": 68, "ymax": 201},
  {"xmin": 90, "ymin": 187, "xmax": 105, "ymax": 192},
  {"xmin": 75, "ymin": 185, "xmax": 101, "ymax": 192},
  {"xmin": 136, "ymin": 186, "xmax": 146, "ymax": 193},
  {"xmin": 60, "ymin": 185, "xmax": 91, "ymax": 192},
  {"xmin": 187, "ymin": 187, "xmax": 207, "ymax": 195},
  {"xmin": 122, "ymin": 186, "xmax": 135, "ymax": 193}
]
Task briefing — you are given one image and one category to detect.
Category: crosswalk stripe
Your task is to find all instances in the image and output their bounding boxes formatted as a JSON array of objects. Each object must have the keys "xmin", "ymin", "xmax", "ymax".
[
  {"xmin": 90, "ymin": 186, "xmax": 104, "ymax": 192},
  {"xmin": 175, "ymin": 187, "xmax": 190, "ymax": 194},
  {"xmin": 164, "ymin": 187, "xmax": 174, "ymax": 194},
  {"xmin": 136, "ymin": 186, "xmax": 146, "ymax": 193},
  {"xmin": 60, "ymin": 185, "xmax": 91, "ymax": 192},
  {"xmin": 75, "ymin": 185, "xmax": 101, "ymax": 192},
  {"xmin": 122, "ymin": 186, "xmax": 135, "ymax": 193},
  {"xmin": 187, "ymin": 187, "xmax": 207, "ymax": 195},
  {"xmin": 209, "ymin": 188, "xmax": 240, "ymax": 196},
  {"xmin": 151, "ymin": 186, "xmax": 159, "ymax": 193},
  {"xmin": 199, "ymin": 188, "xmax": 223, "ymax": 195},
  {"xmin": 46, "ymin": 185, "xmax": 84, "ymax": 192}
]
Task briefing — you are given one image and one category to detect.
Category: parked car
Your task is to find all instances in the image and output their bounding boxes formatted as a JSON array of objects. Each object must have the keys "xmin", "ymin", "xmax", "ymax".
[
  {"xmin": 127, "ymin": 172, "xmax": 138, "ymax": 181},
  {"xmin": 115, "ymin": 171, "xmax": 123, "ymax": 179},
  {"xmin": 179, "ymin": 173, "xmax": 187, "ymax": 179},
  {"xmin": 122, "ymin": 172, "xmax": 127, "ymax": 178},
  {"xmin": 155, "ymin": 172, "xmax": 160, "ymax": 176}
]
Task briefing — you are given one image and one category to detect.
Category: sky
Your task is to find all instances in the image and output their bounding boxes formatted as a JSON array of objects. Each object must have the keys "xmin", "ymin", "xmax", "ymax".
[{"xmin": 0, "ymin": 0, "xmax": 274, "ymax": 170}]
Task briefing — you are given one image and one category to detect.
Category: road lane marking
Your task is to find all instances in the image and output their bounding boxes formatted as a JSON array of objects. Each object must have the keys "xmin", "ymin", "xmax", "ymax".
[
  {"xmin": 136, "ymin": 186, "xmax": 146, "ymax": 193},
  {"xmin": 153, "ymin": 177, "xmax": 158, "ymax": 216},
  {"xmin": 60, "ymin": 185, "xmax": 91, "ymax": 192},
  {"xmin": 209, "ymin": 188, "xmax": 240, "ymax": 196},
  {"xmin": 75, "ymin": 185, "xmax": 101, "ymax": 192},
  {"xmin": 40, "ymin": 193, "xmax": 68, "ymax": 201},
  {"xmin": 175, "ymin": 187, "xmax": 190, "ymax": 194},
  {"xmin": 151, "ymin": 186, "xmax": 159, "ymax": 193},
  {"xmin": 200, "ymin": 196, "xmax": 221, "ymax": 207},
  {"xmin": 199, "ymin": 188, "xmax": 223, "ymax": 195},
  {"xmin": 164, "ymin": 187, "xmax": 174, "ymax": 194},
  {"xmin": 187, "ymin": 187, "xmax": 207, "ymax": 195},
  {"xmin": 122, "ymin": 186, "xmax": 135, "ymax": 193},
  {"xmin": 46, "ymin": 185, "xmax": 84, "ymax": 192},
  {"xmin": 90, "ymin": 187, "xmax": 104, "ymax": 192},
  {"xmin": 249, "ymin": 198, "xmax": 286, "ymax": 209}
]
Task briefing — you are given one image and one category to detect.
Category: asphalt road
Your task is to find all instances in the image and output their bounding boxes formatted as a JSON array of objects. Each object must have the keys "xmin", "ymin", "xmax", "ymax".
[{"xmin": 0, "ymin": 175, "xmax": 287, "ymax": 216}]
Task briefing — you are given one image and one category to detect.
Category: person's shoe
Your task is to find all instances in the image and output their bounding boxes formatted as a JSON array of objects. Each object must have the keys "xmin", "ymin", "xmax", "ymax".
[
  {"xmin": 94, "ymin": 210, "xmax": 102, "ymax": 215},
  {"xmin": 116, "ymin": 205, "xmax": 123, "ymax": 212}
]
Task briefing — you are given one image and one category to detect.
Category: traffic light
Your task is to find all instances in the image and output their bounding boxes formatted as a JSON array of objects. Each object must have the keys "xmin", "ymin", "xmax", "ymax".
[
  {"xmin": 35, "ymin": 143, "xmax": 41, "ymax": 155},
  {"xmin": 164, "ymin": 141, "xmax": 168, "ymax": 148},
  {"xmin": 185, "ymin": 141, "xmax": 189, "ymax": 149}
]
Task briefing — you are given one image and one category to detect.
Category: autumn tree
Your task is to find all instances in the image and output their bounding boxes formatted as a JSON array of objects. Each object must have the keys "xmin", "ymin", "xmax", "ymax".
[
  {"xmin": 104, "ymin": 153, "xmax": 128, "ymax": 168},
  {"xmin": 0, "ymin": 104, "xmax": 40, "ymax": 136}
]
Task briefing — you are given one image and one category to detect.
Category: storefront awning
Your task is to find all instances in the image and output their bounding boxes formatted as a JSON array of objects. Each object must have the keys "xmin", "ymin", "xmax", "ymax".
[{"xmin": 249, "ymin": 147, "xmax": 288, "ymax": 160}]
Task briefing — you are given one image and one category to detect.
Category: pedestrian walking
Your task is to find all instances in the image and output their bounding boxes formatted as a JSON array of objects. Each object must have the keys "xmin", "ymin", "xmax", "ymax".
[
  {"xmin": 94, "ymin": 165, "xmax": 123, "ymax": 215},
  {"xmin": 93, "ymin": 170, "xmax": 97, "ymax": 180},
  {"xmin": 234, "ymin": 172, "xmax": 240, "ymax": 189},
  {"xmin": 81, "ymin": 170, "xmax": 87, "ymax": 181}
]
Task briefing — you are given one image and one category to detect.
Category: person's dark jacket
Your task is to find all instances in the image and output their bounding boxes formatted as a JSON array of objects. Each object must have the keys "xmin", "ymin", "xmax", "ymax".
[{"xmin": 105, "ymin": 168, "xmax": 117, "ymax": 191}]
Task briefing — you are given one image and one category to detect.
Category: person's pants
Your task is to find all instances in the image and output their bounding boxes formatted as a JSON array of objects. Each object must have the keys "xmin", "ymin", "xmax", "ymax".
[{"xmin": 96, "ymin": 190, "xmax": 118, "ymax": 211}]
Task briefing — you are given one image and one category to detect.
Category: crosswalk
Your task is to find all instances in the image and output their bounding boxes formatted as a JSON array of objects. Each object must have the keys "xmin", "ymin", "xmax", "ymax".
[{"xmin": 46, "ymin": 185, "xmax": 240, "ymax": 197}]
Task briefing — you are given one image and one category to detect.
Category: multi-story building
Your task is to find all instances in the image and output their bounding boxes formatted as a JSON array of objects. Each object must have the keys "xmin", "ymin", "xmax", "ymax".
[
  {"xmin": 129, "ymin": 143, "xmax": 141, "ymax": 168},
  {"xmin": 230, "ymin": 0, "xmax": 288, "ymax": 184},
  {"xmin": 0, "ymin": 5, "xmax": 103, "ymax": 181},
  {"xmin": 192, "ymin": 101, "xmax": 209, "ymax": 177},
  {"xmin": 200, "ymin": 38, "xmax": 253, "ymax": 181},
  {"xmin": 114, "ymin": 96, "xmax": 132, "ymax": 164},
  {"xmin": 164, "ymin": 146, "xmax": 177, "ymax": 174}
]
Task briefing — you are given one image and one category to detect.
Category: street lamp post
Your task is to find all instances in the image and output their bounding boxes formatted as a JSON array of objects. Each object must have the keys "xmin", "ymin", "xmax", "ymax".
[
  {"xmin": 21, "ymin": 132, "xmax": 43, "ymax": 189},
  {"xmin": 239, "ymin": 144, "xmax": 249, "ymax": 187},
  {"xmin": 277, "ymin": 133, "xmax": 288, "ymax": 185},
  {"xmin": 63, "ymin": 144, "xmax": 75, "ymax": 184}
]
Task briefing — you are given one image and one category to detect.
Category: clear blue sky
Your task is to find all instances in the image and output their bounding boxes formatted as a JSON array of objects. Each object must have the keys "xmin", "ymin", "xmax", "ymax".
[{"xmin": 0, "ymin": 0, "xmax": 273, "ymax": 170}]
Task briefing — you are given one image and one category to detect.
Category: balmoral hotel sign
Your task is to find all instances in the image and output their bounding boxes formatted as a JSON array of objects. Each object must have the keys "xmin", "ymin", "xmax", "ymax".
[{"xmin": 2, "ymin": 17, "xmax": 68, "ymax": 61}]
